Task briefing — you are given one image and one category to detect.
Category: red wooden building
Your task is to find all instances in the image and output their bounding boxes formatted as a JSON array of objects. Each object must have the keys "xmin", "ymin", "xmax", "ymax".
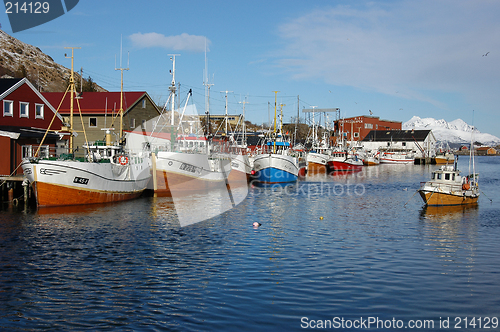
[
  {"xmin": 334, "ymin": 115, "xmax": 402, "ymax": 142},
  {"xmin": 0, "ymin": 78, "xmax": 64, "ymax": 175}
]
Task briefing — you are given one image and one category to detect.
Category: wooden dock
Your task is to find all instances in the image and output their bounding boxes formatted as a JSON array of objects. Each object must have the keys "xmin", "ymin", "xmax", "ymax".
[{"xmin": 0, "ymin": 175, "xmax": 29, "ymax": 207}]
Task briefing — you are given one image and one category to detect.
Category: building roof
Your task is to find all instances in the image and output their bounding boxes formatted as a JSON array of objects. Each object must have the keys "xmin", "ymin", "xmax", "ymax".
[
  {"xmin": 42, "ymin": 91, "xmax": 156, "ymax": 115},
  {"xmin": 0, "ymin": 77, "xmax": 62, "ymax": 121},
  {"xmin": 362, "ymin": 129, "xmax": 433, "ymax": 142}
]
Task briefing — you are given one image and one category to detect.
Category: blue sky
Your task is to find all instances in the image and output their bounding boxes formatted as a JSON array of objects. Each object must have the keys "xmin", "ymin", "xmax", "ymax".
[{"xmin": 2, "ymin": 0, "xmax": 500, "ymax": 138}]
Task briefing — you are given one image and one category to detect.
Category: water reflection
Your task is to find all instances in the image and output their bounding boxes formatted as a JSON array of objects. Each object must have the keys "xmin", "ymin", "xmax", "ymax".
[{"xmin": 151, "ymin": 183, "xmax": 248, "ymax": 227}]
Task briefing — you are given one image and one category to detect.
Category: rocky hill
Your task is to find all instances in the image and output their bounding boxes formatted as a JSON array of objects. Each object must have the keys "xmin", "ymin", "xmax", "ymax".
[{"xmin": 0, "ymin": 29, "xmax": 106, "ymax": 92}]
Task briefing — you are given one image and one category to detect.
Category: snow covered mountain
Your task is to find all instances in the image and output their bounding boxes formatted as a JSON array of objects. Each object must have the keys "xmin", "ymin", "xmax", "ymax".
[{"xmin": 403, "ymin": 116, "xmax": 500, "ymax": 146}]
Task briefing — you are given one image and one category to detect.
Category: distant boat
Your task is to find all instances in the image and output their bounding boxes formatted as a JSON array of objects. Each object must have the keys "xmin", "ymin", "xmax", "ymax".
[
  {"xmin": 21, "ymin": 48, "xmax": 150, "ymax": 207},
  {"xmin": 362, "ymin": 150, "xmax": 380, "ymax": 166},
  {"xmin": 435, "ymin": 152, "xmax": 455, "ymax": 164},
  {"xmin": 379, "ymin": 151, "xmax": 415, "ymax": 164},
  {"xmin": 328, "ymin": 150, "xmax": 363, "ymax": 172}
]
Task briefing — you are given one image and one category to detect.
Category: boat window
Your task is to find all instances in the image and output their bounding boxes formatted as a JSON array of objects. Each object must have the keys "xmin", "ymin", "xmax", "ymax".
[
  {"xmin": 431, "ymin": 173, "xmax": 435, "ymax": 180},
  {"xmin": 452, "ymin": 174, "xmax": 455, "ymax": 181},
  {"xmin": 437, "ymin": 173, "xmax": 442, "ymax": 180},
  {"xmin": 445, "ymin": 173, "xmax": 450, "ymax": 180}
]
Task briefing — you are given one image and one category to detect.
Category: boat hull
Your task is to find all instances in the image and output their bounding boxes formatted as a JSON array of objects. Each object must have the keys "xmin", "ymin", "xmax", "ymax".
[
  {"xmin": 21, "ymin": 158, "xmax": 150, "ymax": 207},
  {"xmin": 152, "ymin": 151, "xmax": 232, "ymax": 196},
  {"xmin": 328, "ymin": 160, "xmax": 363, "ymax": 172},
  {"xmin": 251, "ymin": 154, "xmax": 298, "ymax": 184},
  {"xmin": 435, "ymin": 156, "xmax": 454, "ymax": 164},
  {"xmin": 306, "ymin": 152, "xmax": 329, "ymax": 173},
  {"xmin": 419, "ymin": 190, "xmax": 479, "ymax": 206}
]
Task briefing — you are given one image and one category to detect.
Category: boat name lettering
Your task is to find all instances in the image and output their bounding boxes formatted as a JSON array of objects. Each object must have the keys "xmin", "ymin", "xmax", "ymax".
[
  {"xmin": 179, "ymin": 163, "xmax": 199, "ymax": 173},
  {"xmin": 73, "ymin": 177, "xmax": 89, "ymax": 185}
]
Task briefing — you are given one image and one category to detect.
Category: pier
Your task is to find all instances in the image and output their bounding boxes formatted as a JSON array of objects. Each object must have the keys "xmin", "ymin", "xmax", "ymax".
[{"xmin": 0, "ymin": 175, "xmax": 30, "ymax": 208}]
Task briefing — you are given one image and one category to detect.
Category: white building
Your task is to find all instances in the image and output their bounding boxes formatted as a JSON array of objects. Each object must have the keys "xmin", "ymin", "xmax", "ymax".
[{"xmin": 361, "ymin": 129, "xmax": 437, "ymax": 159}]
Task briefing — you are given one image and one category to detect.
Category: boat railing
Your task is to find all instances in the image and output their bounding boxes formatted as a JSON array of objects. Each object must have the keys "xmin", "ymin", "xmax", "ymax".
[{"xmin": 422, "ymin": 181, "xmax": 464, "ymax": 192}]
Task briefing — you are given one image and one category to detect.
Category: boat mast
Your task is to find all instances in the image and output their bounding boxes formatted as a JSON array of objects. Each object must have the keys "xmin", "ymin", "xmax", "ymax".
[
  {"xmin": 221, "ymin": 90, "xmax": 233, "ymax": 135},
  {"xmin": 64, "ymin": 47, "xmax": 81, "ymax": 154},
  {"xmin": 169, "ymin": 54, "xmax": 180, "ymax": 152},
  {"xmin": 169, "ymin": 54, "xmax": 180, "ymax": 126},
  {"xmin": 115, "ymin": 37, "xmax": 129, "ymax": 142},
  {"xmin": 272, "ymin": 91, "xmax": 279, "ymax": 153},
  {"xmin": 203, "ymin": 39, "xmax": 213, "ymax": 138}
]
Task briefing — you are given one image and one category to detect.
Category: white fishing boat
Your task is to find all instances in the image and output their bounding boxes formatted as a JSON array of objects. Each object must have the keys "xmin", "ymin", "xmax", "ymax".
[
  {"xmin": 21, "ymin": 48, "xmax": 150, "ymax": 207},
  {"xmin": 140, "ymin": 55, "xmax": 235, "ymax": 196},
  {"xmin": 305, "ymin": 108, "xmax": 332, "ymax": 174},
  {"xmin": 251, "ymin": 92, "xmax": 299, "ymax": 184}
]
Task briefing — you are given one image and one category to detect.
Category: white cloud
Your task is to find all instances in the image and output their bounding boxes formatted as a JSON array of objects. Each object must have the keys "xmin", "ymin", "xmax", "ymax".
[
  {"xmin": 129, "ymin": 32, "xmax": 210, "ymax": 52},
  {"xmin": 275, "ymin": 1, "xmax": 500, "ymax": 108}
]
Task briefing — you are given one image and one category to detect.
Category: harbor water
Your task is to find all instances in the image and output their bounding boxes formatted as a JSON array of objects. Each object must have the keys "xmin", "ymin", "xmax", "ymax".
[{"xmin": 1, "ymin": 156, "xmax": 499, "ymax": 331}]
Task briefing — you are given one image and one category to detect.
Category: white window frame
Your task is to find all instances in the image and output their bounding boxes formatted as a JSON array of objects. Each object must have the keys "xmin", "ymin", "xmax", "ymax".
[
  {"xmin": 142, "ymin": 99, "xmax": 146, "ymax": 108},
  {"xmin": 22, "ymin": 145, "xmax": 50, "ymax": 158},
  {"xmin": 89, "ymin": 117, "xmax": 97, "ymax": 127},
  {"xmin": 20, "ymin": 102, "xmax": 29, "ymax": 118},
  {"xmin": 35, "ymin": 104, "xmax": 44, "ymax": 119},
  {"xmin": 3, "ymin": 100, "xmax": 13, "ymax": 117},
  {"xmin": 130, "ymin": 118, "xmax": 136, "ymax": 128}
]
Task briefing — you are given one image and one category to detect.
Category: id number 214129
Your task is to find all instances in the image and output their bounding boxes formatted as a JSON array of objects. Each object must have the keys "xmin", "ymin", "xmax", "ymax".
[{"xmin": 5, "ymin": 2, "xmax": 50, "ymax": 14}]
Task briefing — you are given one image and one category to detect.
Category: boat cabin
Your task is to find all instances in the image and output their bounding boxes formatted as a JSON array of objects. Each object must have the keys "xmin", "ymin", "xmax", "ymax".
[{"xmin": 430, "ymin": 165, "xmax": 460, "ymax": 183}]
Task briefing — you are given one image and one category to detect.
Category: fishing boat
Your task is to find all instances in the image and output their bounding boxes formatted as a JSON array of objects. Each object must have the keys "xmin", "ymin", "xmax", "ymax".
[
  {"xmin": 21, "ymin": 48, "xmax": 150, "ymax": 207},
  {"xmin": 362, "ymin": 150, "xmax": 380, "ymax": 166},
  {"xmin": 418, "ymin": 164, "xmax": 479, "ymax": 206},
  {"xmin": 435, "ymin": 143, "xmax": 455, "ymax": 164},
  {"xmin": 141, "ymin": 56, "xmax": 235, "ymax": 196},
  {"xmin": 328, "ymin": 149, "xmax": 363, "ymax": 172},
  {"xmin": 379, "ymin": 150, "xmax": 415, "ymax": 164},
  {"xmin": 419, "ymin": 128, "xmax": 479, "ymax": 206},
  {"xmin": 434, "ymin": 152, "xmax": 455, "ymax": 164},
  {"xmin": 251, "ymin": 92, "xmax": 299, "ymax": 184},
  {"xmin": 305, "ymin": 108, "xmax": 331, "ymax": 174}
]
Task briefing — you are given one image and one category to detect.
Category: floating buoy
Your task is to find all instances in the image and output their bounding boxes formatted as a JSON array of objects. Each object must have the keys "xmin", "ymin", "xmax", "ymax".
[
  {"xmin": 253, "ymin": 222, "xmax": 261, "ymax": 228},
  {"xmin": 319, "ymin": 216, "xmax": 324, "ymax": 220}
]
